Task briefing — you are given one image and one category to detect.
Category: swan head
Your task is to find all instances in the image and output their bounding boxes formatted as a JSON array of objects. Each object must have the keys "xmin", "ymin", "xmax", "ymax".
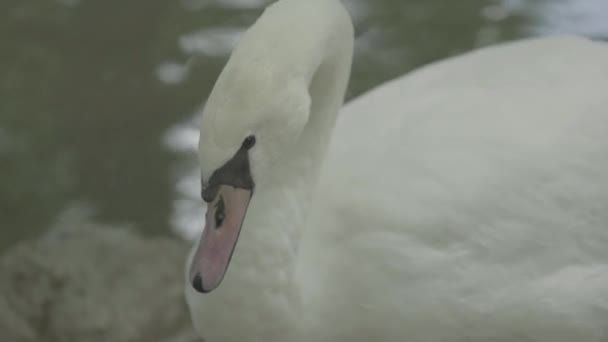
[{"xmin": 187, "ymin": 58, "xmax": 312, "ymax": 293}]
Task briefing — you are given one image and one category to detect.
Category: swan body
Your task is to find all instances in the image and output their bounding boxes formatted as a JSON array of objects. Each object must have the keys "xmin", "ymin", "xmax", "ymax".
[{"xmin": 185, "ymin": 0, "xmax": 608, "ymax": 341}]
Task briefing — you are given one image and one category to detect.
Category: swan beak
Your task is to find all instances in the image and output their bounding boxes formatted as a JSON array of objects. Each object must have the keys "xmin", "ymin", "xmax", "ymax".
[{"xmin": 189, "ymin": 184, "xmax": 252, "ymax": 293}]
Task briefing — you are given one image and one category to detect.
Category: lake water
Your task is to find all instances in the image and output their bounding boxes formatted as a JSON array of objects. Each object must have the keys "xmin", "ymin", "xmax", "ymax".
[{"xmin": 1, "ymin": 0, "xmax": 607, "ymax": 251}]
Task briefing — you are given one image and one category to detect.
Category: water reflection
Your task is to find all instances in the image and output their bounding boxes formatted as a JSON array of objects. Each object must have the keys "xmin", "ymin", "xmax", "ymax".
[
  {"xmin": 179, "ymin": 27, "xmax": 245, "ymax": 57},
  {"xmin": 157, "ymin": 61, "xmax": 193, "ymax": 85},
  {"xmin": 528, "ymin": 0, "xmax": 608, "ymax": 38},
  {"xmin": 164, "ymin": 115, "xmax": 204, "ymax": 241}
]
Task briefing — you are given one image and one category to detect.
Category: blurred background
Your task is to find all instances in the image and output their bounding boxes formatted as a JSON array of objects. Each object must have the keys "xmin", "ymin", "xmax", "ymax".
[{"xmin": 0, "ymin": 0, "xmax": 607, "ymax": 340}]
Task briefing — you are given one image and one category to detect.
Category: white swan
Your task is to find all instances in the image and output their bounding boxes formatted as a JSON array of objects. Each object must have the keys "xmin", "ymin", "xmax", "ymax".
[{"xmin": 184, "ymin": 0, "xmax": 608, "ymax": 341}]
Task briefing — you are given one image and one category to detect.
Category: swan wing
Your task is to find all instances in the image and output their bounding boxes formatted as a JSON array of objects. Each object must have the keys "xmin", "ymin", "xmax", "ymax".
[{"xmin": 300, "ymin": 35, "xmax": 608, "ymax": 340}]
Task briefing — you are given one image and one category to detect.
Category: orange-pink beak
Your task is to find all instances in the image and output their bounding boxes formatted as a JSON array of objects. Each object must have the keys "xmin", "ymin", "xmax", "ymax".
[{"xmin": 189, "ymin": 185, "xmax": 252, "ymax": 293}]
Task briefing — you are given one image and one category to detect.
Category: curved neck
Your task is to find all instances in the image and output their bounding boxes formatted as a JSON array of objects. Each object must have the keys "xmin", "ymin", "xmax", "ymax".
[
  {"xmin": 189, "ymin": 1, "xmax": 353, "ymax": 341},
  {"xmin": 231, "ymin": 0, "xmax": 355, "ymax": 285}
]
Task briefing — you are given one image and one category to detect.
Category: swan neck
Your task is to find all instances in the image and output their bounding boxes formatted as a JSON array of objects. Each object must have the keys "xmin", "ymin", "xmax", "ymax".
[{"xmin": 187, "ymin": 2, "xmax": 354, "ymax": 341}]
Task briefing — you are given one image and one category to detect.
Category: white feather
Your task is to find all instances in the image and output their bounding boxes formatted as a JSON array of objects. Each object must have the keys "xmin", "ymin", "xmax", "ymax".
[{"xmin": 185, "ymin": 0, "xmax": 608, "ymax": 341}]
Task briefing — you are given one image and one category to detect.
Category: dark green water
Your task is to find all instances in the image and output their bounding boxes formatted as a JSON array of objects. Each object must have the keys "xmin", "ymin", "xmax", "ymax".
[{"xmin": 1, "ymin": 0, "xmax": 606, "ymax": 251}]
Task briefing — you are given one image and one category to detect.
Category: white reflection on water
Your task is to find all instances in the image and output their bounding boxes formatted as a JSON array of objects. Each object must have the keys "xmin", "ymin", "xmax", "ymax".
[
  {"xmin": 156, "ymin": 61, "xmax": 192, "ymax": 85},
  {"xmin": 529, "ymin": 0, "xmax": 608, "ymax": 38},
  {"xmin": 164, "ymin": 119, "xmax": 200, "ymax": 153},
  {"xmin": 171, "ymin": 172, "xmax": 205, "ymax": 241},
  {"xmin": 156, "ymin": 27, "xmax": 245, "ymax": 85},
  {"xmin": 495, "ymin": 0, "xmax": 608, "ymax": 38},
  {"xmin": 179, "ymin": 28, "xmax": 245, "ymax": 57},
  {"xmin": 164, "ymin": 115, "xmax": 204, "ymax": 241},
  {"xmin": 478, "ymin": 0, "xmax": 608, "ymax": 47},
  {"xmin": 480, "ymin": 0, "xmax": 525, "ymax": 24}
]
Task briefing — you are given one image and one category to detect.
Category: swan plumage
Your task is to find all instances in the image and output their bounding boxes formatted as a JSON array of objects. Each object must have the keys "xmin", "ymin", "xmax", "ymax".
[{"xmin": 185, "ymin": 0, "xmax": 608, "ymax": 341}]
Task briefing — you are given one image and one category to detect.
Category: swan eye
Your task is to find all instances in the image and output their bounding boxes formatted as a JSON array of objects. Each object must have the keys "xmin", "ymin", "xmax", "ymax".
[
  {"xmin": 242, "ymin": 135, "xmax": 256, "ymax": 150},
  {"xmin": 214, "ymin": 196, "xmax": 225, "ymax": 228}
]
